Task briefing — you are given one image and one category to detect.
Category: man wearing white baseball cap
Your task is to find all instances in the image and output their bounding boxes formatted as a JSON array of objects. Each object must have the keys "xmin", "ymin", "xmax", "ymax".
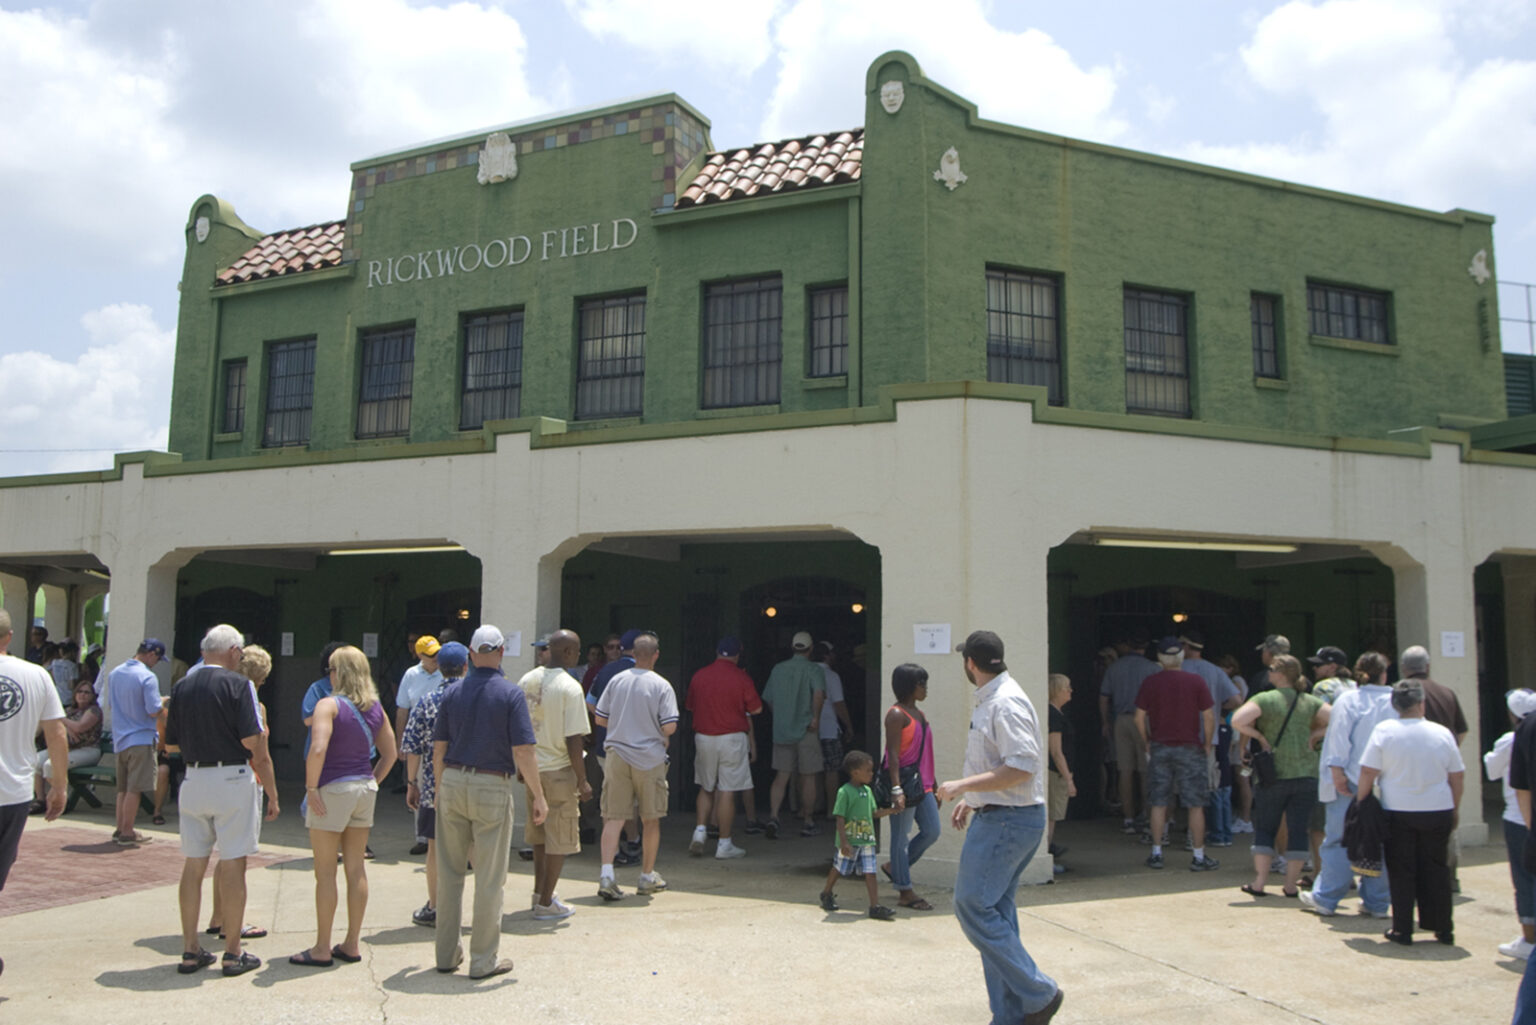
[{"xmin": 761, "ymin": 631, "xmax": 825, "ymax": 839}]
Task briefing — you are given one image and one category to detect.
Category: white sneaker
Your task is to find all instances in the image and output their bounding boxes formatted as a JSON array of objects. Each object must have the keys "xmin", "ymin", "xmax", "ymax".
[
  {"xmin": 715, "ymin": 840, "xmax": 746, "ymax": 860},
  {"xmin": 533, "ymin": 900, "xmax": 575, "ymax": 920},
  {"xmin": 637, "ymin": 871, "xmax": 668, "ymax": 894},
  {"xmin": 1500, "ymin": 937, "xmax": 1535, "ymax": 960},
  {"xmin": 1270, "ymin": 855, "xmax": 1288, "ymax": 874},
  {"xmin": 1232, "ymin": 819, "xmax": 1254, "ymax": 834},
  {"xmin": 689, "ymin": 827, "xmax": 707, "ymax": 856},
  {"xmin": 1298, "ymin": 890, "xmax": 1335, "ymax": 916}
]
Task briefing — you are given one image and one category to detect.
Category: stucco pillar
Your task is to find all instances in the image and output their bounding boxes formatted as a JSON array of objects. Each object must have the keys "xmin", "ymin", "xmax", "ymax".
[
  {"xmin": 467, "ymin": 537, "xmax": 542, "ymax": 660},
  {"xmin": 0, "ymin": 572, "xmax": 28, "ymax": 656},
  {"xmin": 100, "ymin": 550, "xmax": 194, "ymax": 699},
  {"xmin": 1501, "ymin": 560, "xmax": 1536, "ymax": 691},
  {"xmin": 1377, "ymin": 544, "xmax": 1486, "ymax": 845},
  {"xmin": 40, "ymin": 583, "xmax": 67, "ymax": 641}
]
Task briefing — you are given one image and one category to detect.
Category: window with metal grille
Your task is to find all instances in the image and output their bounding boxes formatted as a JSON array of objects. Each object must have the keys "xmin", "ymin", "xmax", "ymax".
[
  {"xmin": 807, "ymin": 285, "xmax": 848, "ymax": 378},
  {"xmin": 986, "ymin": 268, "xmax": 1062, "ymax": 403},
  {"xmin": 702, "ymin": 276, "xmax": 782, "ymax": 408},
  {"xmin": 460, "ymin": 311, "xmax": 523, "ymax": 429},
  {"xmin": 263, "ymin": 338, "xmax": 315, "ymax": 448},
  {"xmin": 1307, "ymin": 282, "xmax": 1391, "ymax": 344},
  {"xmin": 1251, "ymin": 293, "xmax": 1281, "ymax": 379},
  {"xmin": 221, "ymin": 359, "xmax": 247, "ymax": 434},
  {"xmin": 1124, "ymin": 288, "xmax": 1191, "ymax": 418},
  {"xmin": 576, "ymin": 293, "xmax": 646, "ymax": 419},
  {"xmin": 357, "ymin": 325, "xmax": 414, "ymax": 439}
]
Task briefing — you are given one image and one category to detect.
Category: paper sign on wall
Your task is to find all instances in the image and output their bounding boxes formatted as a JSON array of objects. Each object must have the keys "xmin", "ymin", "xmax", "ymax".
[
  {"xmin": 1440, "ymin": 631, "xmax": 1465, "ymax": 658},
  {"xmin": 362, "ymin": 633, "xmax": 379, "ymax": 658},
  {"xmin": 505, "ymin": 631, "xmax": 522, "ymax": 657},
  {"xmin": 914, "ymin": 624, "xmax": 952, "ymax": 655},
  {"xmin": 280, "ymin": 632, "xmax": 294, "ymax": 657}
]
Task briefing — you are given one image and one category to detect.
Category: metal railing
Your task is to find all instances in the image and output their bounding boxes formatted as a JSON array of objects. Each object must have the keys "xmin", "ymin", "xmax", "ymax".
[{"xmin": 1501, "ymin": 279, "xmax": 1536, "ymax": 355}]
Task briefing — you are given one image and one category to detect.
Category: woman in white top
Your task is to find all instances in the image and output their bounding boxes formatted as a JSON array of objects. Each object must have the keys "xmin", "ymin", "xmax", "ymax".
[
  {"xmin": 1358, "ymin": 680, "xmax": 1465, "ymax": 947},
  {"xmin": 1485, "ymin": 688, "xmax": 1536, "ymax": 960}
]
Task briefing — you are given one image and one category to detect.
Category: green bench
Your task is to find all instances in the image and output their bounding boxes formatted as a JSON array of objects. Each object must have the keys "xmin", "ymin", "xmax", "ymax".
[{"xmin": 65, "ymin": 734, "xmax": 155, "ymax": 815}]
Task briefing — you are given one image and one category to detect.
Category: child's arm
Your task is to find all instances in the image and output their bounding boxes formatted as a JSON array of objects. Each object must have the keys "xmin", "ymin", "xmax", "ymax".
[
  {"xmin": 873, "ymin": 803, "xmax": 896, "ymax": 819},
  {"xmin": 836, "ymin": 815, "xmax": 852, "ymax": 858}
]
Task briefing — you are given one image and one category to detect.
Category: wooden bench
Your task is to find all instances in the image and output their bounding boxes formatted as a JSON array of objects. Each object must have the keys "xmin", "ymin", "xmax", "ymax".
[{"xmin": 65, "ymin": 734, "xmax": 155, "ymax": 815}]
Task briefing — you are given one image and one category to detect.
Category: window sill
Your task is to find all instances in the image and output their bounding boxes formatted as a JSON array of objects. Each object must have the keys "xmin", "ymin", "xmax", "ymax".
[
  {"xmin": 569, "ymin": 415, "xmax": 643, "ymax": 429},
  {"xmin": 696, "ymin": 404, "xmax": 781, "ymax": 420},
  {"xmin": 1308, "ymin": 334, "xmax": 1398, "ymax": 356},
  {"xmin": 1253, "ymin": 377, "xmax": 1289, "ymax": 391},
  {"xmin": 212, "ymin": 431, "xmax": 243, "ymax": 443},
  {"xmin": 803, "ymin": 375, "xmax": 847, "ymax": 390}
]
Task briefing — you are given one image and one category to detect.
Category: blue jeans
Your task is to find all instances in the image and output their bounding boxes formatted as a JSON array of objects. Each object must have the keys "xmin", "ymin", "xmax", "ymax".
[
  {"xmin": 1312, "ymin": 793, "xmax": 1390, "ymax": 913},
  {"xmin": 953, "ymin": 804, "xmax": 1057, "ymax": 1023},
  {"xmin": 1517, "ymin": 943, "xmax": 1536, "ymax": 1025},
  {"xmin": 888, "ymin": 791, "xmax": 941, "ymax": 889},
  {"xmin": 1206, "ymin": 785, "xmax": 1233, "ymax": 844},
  {"xmin": 1506, "ymin": 819, "xmax": 1536, "ymax": 925}
]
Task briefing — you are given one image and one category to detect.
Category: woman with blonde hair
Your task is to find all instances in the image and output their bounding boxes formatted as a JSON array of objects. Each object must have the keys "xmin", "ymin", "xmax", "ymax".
[{"xmin": 291, "ymin": 646, "xmax": 396, "ymax": 967}]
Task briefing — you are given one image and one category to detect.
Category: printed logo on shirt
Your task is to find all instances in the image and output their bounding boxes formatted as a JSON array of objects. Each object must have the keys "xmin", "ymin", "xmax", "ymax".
[{"xmin": 0, "ymin": 675, "xmax": 23, "ymax": 721}]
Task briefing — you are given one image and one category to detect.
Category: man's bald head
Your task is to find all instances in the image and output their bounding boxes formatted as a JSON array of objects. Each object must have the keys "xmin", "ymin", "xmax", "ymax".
[{"xmin": 548, "ymin": 629, "xmax": 581, "ymax": 668}]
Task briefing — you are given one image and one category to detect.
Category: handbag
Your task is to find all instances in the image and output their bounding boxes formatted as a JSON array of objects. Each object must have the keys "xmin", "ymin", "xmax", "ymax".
[
  {"xmin": 874, "ymin": 711, "xmax": 928, "ymax": 809},
  {"xmin": 1250, "ymin": 690, "xmax": 1301, "ymax": 787}
]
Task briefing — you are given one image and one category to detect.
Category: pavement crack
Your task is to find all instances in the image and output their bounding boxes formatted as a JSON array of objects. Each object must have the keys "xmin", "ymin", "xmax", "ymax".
[{"xmin": 364, "ymin": 937, "xmax": 391, "ymax": 1025}]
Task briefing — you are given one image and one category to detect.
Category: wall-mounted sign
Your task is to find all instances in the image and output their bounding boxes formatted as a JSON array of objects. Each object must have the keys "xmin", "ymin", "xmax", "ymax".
[
  {"xmin": 366, "ymin": 218, "xmax": 639, "ymax": 289},
  {"xmin": 914, "ymin": 623, "xmax": 951, "ymax": 655}
]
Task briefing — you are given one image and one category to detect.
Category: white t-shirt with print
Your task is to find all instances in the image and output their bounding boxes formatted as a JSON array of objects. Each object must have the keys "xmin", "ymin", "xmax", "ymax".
[{"xmin": 0, "ymin": 654, "xmax": 66, "ymax": 804}]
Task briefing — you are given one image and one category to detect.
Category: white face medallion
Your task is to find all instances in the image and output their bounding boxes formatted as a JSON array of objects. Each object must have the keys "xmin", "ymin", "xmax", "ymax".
[
  {"xmin": 195, "ymin": 215, "xmax": 210, "ymax": 243},
  {"xmin": 880, "ymin": 81, "xmax": 905, "ymax": 115},
  {"xmin": 477, "ymin": 131, "xmax": 518, "ymax": 185}
]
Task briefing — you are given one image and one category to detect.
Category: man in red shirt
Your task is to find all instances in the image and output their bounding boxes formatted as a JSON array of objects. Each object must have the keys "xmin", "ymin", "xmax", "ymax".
[
  {"xmin": 1135, "ymin": 636, "xmax": 1217, "ymax": 872},
  {"xmin": 685, "ymin": 636, "xmax": 762, "ymax": 859}
]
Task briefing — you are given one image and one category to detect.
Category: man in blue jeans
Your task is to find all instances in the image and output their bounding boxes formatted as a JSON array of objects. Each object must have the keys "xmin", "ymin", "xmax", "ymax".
[{"xmin": 938, "ymin": 631, "xmax": 1063, "ymax": 1025}]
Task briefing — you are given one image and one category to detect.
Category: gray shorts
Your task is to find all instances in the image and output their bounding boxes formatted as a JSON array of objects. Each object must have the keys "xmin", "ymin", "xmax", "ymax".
[{"xmin": 1147, "ymin": 744, "xmax": 1209, "ymax": 809}]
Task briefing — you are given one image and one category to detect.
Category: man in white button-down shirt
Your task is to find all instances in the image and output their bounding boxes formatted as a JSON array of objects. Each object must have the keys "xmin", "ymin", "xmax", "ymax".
[{"xmin": 937, "ymin": 631, "xmax": 1062, "ymax": 1025}]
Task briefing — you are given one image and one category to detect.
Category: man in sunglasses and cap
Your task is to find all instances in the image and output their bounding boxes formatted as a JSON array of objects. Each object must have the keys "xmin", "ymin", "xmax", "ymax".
[{"xmin": 937, "ymin": 631, "xmax": 1062, "ymax": 1025}]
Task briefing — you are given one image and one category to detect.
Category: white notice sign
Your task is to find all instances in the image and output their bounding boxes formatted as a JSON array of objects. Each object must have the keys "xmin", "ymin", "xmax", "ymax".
[
  {"xmin": 914, "ymin": 624, "xmax": 952, "ymax": 655},
  {"xmin": 280, "ymin": 632, "xmax": 294, "ymax": 657},
  {"xmin": 505, "ymin": 631, "xmax": 523, "ymax": 657},
  {"xmin": 1440, "ymin": 631, "xmax": 1466, "ymax": 658},
  {"xmin": 362, "ymin": 633, "xmax": 379, "ymax": 658}
]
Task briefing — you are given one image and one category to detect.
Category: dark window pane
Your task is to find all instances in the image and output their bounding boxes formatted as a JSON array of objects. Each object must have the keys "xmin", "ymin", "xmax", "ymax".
[
  {"xmin": 1307, "ymin": 282, "xmax": 1391, "ymax": 344},
  {"xmin": 703, "ymin": 277, "xmax": 782, "ymax": 408},
  {"xmin": 1251, "ymin": 294, "xmax": 1280, "ymax": 378},
  {"xmin": 357, "ymin": 326, "xmax": 414, "ymax": 439},
  {"xmin": 808, "ymin": 285, "xmax": 848, "ymax": 377},
  {"xmin": 461, "ymin": 311, "xmax": 523, "ymax": 428},
  {"xmin": 576, "ymin": 293, "xmax": 646, "ymax": 419},
  {"xmin": 222, "ymin": 359, "xmax": 247, "ymax": 434},
  {"xmin": 1124, "ymin": 288, "xmax": 1191, "ymax": 418},
  {"xmin": 263, "ymin": 338, "xmax": 315, "ymax": 447},
  {"xmin": 985, "ymin": 268, "xmax": 1062, "ymax": 404}
]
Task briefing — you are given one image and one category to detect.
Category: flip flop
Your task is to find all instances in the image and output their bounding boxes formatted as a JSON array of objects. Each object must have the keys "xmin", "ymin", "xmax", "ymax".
[
  {"xmin": 1240, "ymin": 884, "xmax": 1271, "ymax": 898},
  {"xmin": 178, "ymin": 949, "xmax": 217, "ymax": 975},
  {"xmin": 288, "ymin": 950, "xmax": 333, "ymax": 968},
  {"xmin": 217, "ymin": 924, "xmax": 267, "ymax": 940},
  {"xmin": 898, "ymin": 897, "xmax": 935, "ymax": 911},
  {"xmin": 152, "ymin": 814, "xmax": 166, "ymax": 825},
  {"xmin": 880, "ymin": 863, "xmax": 893, "ymax": 882},
  {"xmin": 331, "ymin": 945, "xmax": 362, "ymax": 964}
]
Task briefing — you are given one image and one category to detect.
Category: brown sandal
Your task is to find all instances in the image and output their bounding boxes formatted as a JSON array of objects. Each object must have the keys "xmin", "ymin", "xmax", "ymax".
[{"xmin": 899, "ymin": 896, "xmax": 934, "ymax": 910}]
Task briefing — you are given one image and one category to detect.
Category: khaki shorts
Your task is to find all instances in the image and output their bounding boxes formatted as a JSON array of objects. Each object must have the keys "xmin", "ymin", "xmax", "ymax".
[
  {"xmin": 1047, "ymin": 769, "xmax": 1070, "ymax": 822},
  {"xmin": 525, "ymin": 766, "xmax": 581, "ymax": 855},
  {"xmin": 305, "ymin": 778, "xmax": 379, "ymax": 832},
  {"xmin": 115, "ymin": 745, "xmax": 157, "ymax": 794},
  {"xmin": 771, "ymin": 732, "xmax": 821, "ymax": 775},
  {"xmin": 694, "ymin": 732, "xmax": 752, "ymax": 792},
  {"xmin": 179, "ymin": 765, "xmax": 261, "ymax": 859},
  {"xmin": 1113, "ymin": 714, "xmax": 1147, "ymax": 769},
  {"xmin": 601, "ymin": 755, "xmax": 668, "ymax": 821}
]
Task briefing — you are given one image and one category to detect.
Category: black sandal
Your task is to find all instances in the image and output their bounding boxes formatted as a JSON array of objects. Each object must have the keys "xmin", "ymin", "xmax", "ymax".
[
  {"xmin": 221, "ymin": 951, "xmax": 262, "ymax": 976},
  {"xmin": 178, "ymin": 949, "xmax": 216, "ymax": 975}
]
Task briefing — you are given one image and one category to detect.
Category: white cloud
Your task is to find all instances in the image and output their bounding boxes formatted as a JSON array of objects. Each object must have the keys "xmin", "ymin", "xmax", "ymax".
[
  {"xmin": 0, "ymin": 304, "xmax": 173, "ymax": 477},
  {"xmin": 564, "ymin": 0, "xmax": 781, "ymax": 73},
  {"xmin": 1176, "ymin": 0, "xmax": 1536, "ymax": 213},
  {"xmin": 758, "ymin": 0, "xmax": 1124, "ymax": 145}
]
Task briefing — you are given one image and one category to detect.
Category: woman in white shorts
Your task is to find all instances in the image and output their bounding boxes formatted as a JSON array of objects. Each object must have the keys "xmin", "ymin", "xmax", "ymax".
[{"xmin": 290, "ymin": 646, "xmax": 397, "ymax": 968}]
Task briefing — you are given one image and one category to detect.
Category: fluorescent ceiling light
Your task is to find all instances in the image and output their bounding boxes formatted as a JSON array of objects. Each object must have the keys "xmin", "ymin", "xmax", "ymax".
[
  {"xmin": 1093, "ymin": 538, "xmax": 1298, "ymax": 554},
  {"xmin": 325, "ymin": 545, "xmax": 465, "ymax": 556}
]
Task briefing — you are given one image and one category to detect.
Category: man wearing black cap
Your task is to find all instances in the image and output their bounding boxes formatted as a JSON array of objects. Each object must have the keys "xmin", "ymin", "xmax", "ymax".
[
  {"xmin": 105, "ymin": 638, "xmax": 169, "ymax": 845},
  {"xmin": 936, "ymin": 631, "xmax": 1062, "ymax": 1025},
  {"xmin": 1308, "ymin": 646, "xmax": 1354, "ymax": 705}
]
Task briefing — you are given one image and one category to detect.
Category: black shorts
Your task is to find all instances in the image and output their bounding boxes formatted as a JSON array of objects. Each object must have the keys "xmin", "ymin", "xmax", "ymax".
[{"xmin": 0, "ymin": 800, "xmax": 29, "ymax": 891}]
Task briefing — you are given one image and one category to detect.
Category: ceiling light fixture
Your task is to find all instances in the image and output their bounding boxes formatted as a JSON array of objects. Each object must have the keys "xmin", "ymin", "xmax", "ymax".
[
  {"xmin": 1093, "ymin": 538, "xmax": 1298, "ymax": 554},
  {"xmin": 325, "ymin": 545, "xmax": 466, "ymax": 556}
]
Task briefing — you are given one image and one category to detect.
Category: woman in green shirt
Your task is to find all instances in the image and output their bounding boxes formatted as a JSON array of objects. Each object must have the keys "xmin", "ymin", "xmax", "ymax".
[{"xmin": 1231, "ymin": 655, "xmax": 1330, "ymax": 898}]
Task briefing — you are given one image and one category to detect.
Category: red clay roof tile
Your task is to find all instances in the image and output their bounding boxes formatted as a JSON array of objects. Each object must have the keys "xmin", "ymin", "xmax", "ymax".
[
  {"xmin": 675, "ymin": 128, "xmax": 862, "ymax": 209},
  {"xmin": 214, "ymin": 220, "xmax": 346, "ymax": 286}
]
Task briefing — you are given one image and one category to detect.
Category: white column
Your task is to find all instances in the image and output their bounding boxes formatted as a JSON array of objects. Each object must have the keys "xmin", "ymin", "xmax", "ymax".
[
  {"xmin": 0, "ymin": 573, "xmax": 28, "ymax": 656},
  {"xmin": 100, "ymin": 549, "xmax": 194, "ymax": 695},
  {"xmin": 40, "ymin": 583, "xmax": 67, "ymax": 641}
]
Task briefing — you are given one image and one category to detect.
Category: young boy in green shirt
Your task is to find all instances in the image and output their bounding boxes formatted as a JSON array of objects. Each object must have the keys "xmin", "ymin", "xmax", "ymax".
[{"xmin": 818, "ymin": 750, "xmax": 896, "ymax": 920}]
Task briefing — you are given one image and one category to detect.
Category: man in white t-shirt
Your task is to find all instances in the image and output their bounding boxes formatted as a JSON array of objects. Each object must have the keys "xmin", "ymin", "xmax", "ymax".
[{"xmin": 0, "ymin": 610, "xmax": 69, "ymax": 980}]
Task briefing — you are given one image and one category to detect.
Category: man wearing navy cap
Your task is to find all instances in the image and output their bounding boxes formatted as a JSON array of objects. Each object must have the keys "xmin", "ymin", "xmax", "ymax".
[
  {"xmin": 106, "ymin": 638, "xmax": 168, "ymax": 845},
  {"xmin": 685, "ymin": 635, "xmax": 761, "ymax": 859}
]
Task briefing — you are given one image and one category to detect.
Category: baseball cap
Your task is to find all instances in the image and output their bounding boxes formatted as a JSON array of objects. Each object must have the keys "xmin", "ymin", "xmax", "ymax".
[
  {"xmin": 139, "ymin": 638, "xmax": 168, "ymax": 658},
  {"xmin": 1256, "ymin": 634, "xmax": 1291, "ymax": 654},
  {"xmin": 532, "ymin": 634, "xmax": 550, "ymax": 650},
  {"xmin": 470, "ymin": 625, "xmax": 506, "ymax": 652},
  {"xmin": 1307, "ymin": 646, "xmax": 1348, "ymax": 667},
  {"xmin": 1508, "ymin": 689, "xmax": 1536, "ymax": 720},
  {"xmin": 956, "ymin": 630, "xmax": 1007, "ymax": 671},
  {"xmin": 619, "ymin": 629, "xmax": 642, "ymax": 651},
  {"xmin": 415, "ymin": 636, "xmax": 441, "ymax": 657},
  {"xmin": 791, "ymin": 631, "xmax": 813, "ymax": 651},
  {"xmin": 1156, "ymin": 635, "xmax": 1184, "ymax": 656},
  {"xmin": 436, "ymin": 642, "xmax": 469, "ymax": 673},
  {"xmin": 717, "ymin": 635, "xmax": 742, "ymax": 657}
]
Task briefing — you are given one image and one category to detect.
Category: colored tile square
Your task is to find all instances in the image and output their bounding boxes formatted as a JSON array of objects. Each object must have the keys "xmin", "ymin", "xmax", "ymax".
[{"xmin": 615, "ymin": 122, "xmax": 628, "ymax": 135}]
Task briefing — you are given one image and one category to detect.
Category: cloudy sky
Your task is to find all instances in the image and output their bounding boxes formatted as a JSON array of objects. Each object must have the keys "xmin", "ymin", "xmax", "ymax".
[{"xmin": 2, "ymin": 0, "xmax": 1533, "ymax": 477}]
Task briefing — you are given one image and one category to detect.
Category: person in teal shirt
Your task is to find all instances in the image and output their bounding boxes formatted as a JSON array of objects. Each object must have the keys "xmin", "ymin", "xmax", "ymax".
[
  {"xmin": 818, "ymin": 751, "xmax": 896, "ymax": 920},
  {"xmin": 761, "ymin": 631, "xmax": 825, "ymax": 839}
]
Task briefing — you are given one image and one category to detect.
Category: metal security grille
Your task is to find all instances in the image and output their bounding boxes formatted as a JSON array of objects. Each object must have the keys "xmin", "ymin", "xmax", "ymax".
[
  {"xmin": 357, "ymin": 326, "xmax": 414, "ymax": 438},
  {"xmin": 986, "ymin": 269, "xmax": 1062, "ymax": 403},
  {"xmin": 1124, "ymin": 288, "xmax": 1191, "ymax": 418},
  {"xmin": 263, "ymin": 338, "xmax": 315, "ymax": 447},
  {"xmin": 807, "ymin": 285, "xmax": 848, "ymax": 377},
  {"xmin": 460, "ymin": 311, "xmax": 523, "ymax": 428},
  {"xmin": 1307, "ymin": 282, "xmax": 1391, "ymax": 344},
  {"xmin": 702, "ymin": 277, "xmax": 782, "ymax": 408},
  {"xmin": 222, "ymin": 359, "xmax": 247, "ymax": 433},
  {"xmin": 576, "ymin": 294, "xmax": 646, "ymax": 419},
  {"xmin": 1251, "ymin": 294, "xmax": 1280, "ymax": 378}
]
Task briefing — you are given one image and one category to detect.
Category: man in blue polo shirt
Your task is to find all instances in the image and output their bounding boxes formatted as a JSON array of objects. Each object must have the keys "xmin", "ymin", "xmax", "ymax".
[
  {"xmin": 432, "ymin": 624, "xmax": 546, "ymax": 980},
  {"xmin": 106, "ymin": 639, "xmax": 167, "ymax": 845}
]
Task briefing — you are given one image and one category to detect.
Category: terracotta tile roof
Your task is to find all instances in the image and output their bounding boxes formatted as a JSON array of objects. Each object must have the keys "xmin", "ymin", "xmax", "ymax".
[
  {"xmin": 215, "ymin": 221, "xmax": 346, "ymax": 286},
  {"xmin": 676, "ymin": 129, "xmax": 862, "ymax": 209}
]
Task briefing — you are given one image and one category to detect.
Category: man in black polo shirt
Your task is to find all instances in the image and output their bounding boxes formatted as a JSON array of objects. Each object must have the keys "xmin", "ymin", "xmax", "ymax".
[
  {"xmin": 432, "ymin": 624, "xmax": 546, "ymax": 980},
  {"xmin": 165, "ymin": 624, "xmax": 279, "ymax": 977}
]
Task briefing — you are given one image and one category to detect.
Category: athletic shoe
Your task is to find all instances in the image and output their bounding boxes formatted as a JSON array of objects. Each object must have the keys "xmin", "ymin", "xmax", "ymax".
[
  {"xmin": 1232, "ymin": 819, "xmax": 1254, "ymax": 834},
  {"xmin": 598, "ymin": 875, "xmax": 625, "ymax": 901},
  {"xmin": 621, "ymin": 839, "xmax": 642, "ymax": 858},
  {"xmin": 764, "ymin": 818, "xmax": 781, "ymax": 840},
  {"xmin": 114, "ymin": 831, "xmax": 153, "ymax": 846},
  {"xmin": 1501, "ymin": 937, "xmax": 1535, "ymax": 959},
  {"xmin": 1270, "ymin": 855, "xmax": 1288, "ymax": 874},
  {"xmin": 409, "ymin": 840, "xmax": 428, "ymax": 856},
  {"xmin": 412, "ymin": 903, "xmax": 436, "ymax": 927},
  {"xmin": 637, "ymin": 872, "xmax": 668, "ymax": 894},
  {"xmin": 819, "ymin": 890, "xmax": 839, "ymax": 911},
  {"xmin": 1189, "ymin": 855, "xmax": 1220, "ymax": 872},
  {"xmin": 715, "ymin": 840, "xmax": 746, "ymax": 859},
  {"xmin": 689, "ymin": 828, "xmax": 707, "ymax": 856},
  {"xmin": 1121, "ymin": 820, "xmax": 1139, "ymax": 835},
  {"xmin": 800, "ymin": 821, "xmax": 822, "ymax": 838},
  {"xmin": 1298, "ymin": 890, "xmax": 1335, "ymax": 916},
  {"xmin": 743, "ymin": 819, "xmax": 765, "ymax": 834},
  {"xmin": 1052, "ymin": 862, "xmax": 1067, "ymax": 875},
  {"xmin": 533, "ymin": 901, "xmax": 575, "ymax": 921},
  {"xmin": 613, "ymin": 849, "xmax": 640, "ymax": 867},
  {"xmin": 1145, "ymin": 852, "xmax": 1164, "ymax": 869},
  {"xmin": 1208, "ymin": 839, "xmax": 1234, "ymax": 848},
  {"xmin": 1182, "ymin": 835, "xmax": 1194, "ymax": 851}
]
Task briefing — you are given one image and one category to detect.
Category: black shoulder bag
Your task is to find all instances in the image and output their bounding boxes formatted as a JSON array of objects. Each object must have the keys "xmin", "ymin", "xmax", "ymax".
[{"xmin": 1250, "ymin": 691, "xmax": 1300, "ymax": 787}]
